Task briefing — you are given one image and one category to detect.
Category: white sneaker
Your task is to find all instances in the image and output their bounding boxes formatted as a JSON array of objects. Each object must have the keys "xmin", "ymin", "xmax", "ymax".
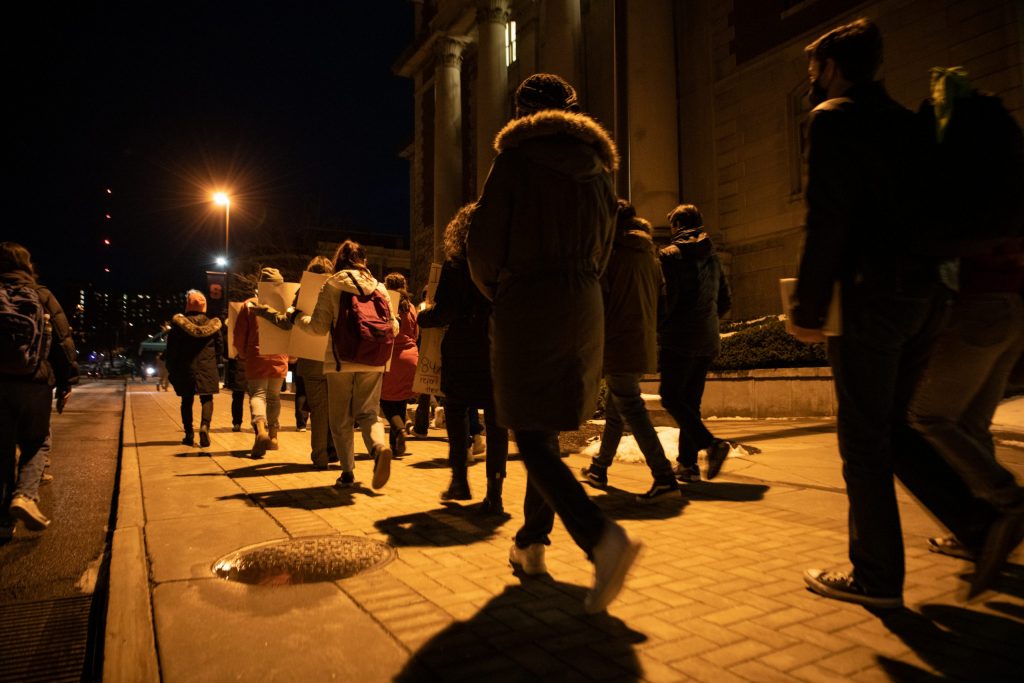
[
  {"xmin": 584, "ymin": 522, "xmax": 641, "ymax": 614},
  {"xmin": 433, "ymin": 407, "xmax": 446, "ymax": 428},
  {"xmin": 509, "ymin": 543, "xmax": 548, "ymax": 575},
  {"xmin": 10, "ymin": 494, "xmax": 50, "ymax": 531},
  {"xmin": 472, "ymin": 433, "xmax": 486, "ymax": 456}
]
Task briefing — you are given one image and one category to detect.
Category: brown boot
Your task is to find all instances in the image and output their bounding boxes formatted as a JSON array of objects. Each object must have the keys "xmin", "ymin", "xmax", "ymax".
[
  {"xmin": 389, "ymin": 415, "xmax": 406, "ymax": 457},
  {"xmin": 252, "ymin": 419, "xmax": 271, "ymax": 459},
  {"xmin": 268, "ymin": 424, "xmax": 280, "ymax": 451}
]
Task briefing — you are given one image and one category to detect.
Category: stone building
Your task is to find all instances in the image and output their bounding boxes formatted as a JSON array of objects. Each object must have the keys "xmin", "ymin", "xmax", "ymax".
[{"xmin": 397, "ymin": 0, "xmax": 1024, "ymax": 318}]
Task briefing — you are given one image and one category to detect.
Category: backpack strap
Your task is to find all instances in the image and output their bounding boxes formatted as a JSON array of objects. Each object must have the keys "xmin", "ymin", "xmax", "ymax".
[{"xmin": 345, "ymin": 271, "xmax": 368, "ymax": 297}]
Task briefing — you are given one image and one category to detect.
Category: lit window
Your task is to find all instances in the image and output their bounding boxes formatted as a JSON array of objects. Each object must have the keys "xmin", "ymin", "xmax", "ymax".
[{"xmin": 505, "ymin": 20, "xmax": 517, "ymax": 66}]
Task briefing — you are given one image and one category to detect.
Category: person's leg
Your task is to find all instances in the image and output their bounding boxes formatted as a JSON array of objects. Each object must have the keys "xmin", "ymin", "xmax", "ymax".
[
  {"xmin": 231, "ymin": 390, "xmax": 244, "ymax": 428},
  {"xmin": 179, "ymin": 392, "xmax": 194, "ymax": 432},
  {"xmin": 379, "ymin": 399, "xmax": 407, "ymax": 454},
  {"xmin": 592, "ymin": 375, "xmax": 624, "ymax": 470},
  {"xmin": 351, "ymin": 372, "xmax": 387, "ymax": 454},
  {"xmin": 304, "ymin": 374, "xmax": 330, "ymax": 467},
  {"xmin": 483, "ymin": 407, "xmax": 508, "ymax": 480},
  {"xmin": 660, "ymin": 351, "xmax": 711, "ymax": 469},
  {"xmin": 0, "ymin": 388, "xmax": 18, "ymax": 519},
  {"xmin": 248, "ymin": 379, "xmax": 267, "ymax": 429},
  {"xmin": 325, "ymin": 372, "xmax": 356, "ymax": 474},
  {"xmin": 413, "ymin": 394, "xmax": 431, "ymax": 435},
  {"xmin": 605, "ymin": 372, "xmax": 673, "ymax": 481},
  {"xmin": 908, "ymin": 293, "xmax": 1024, "ymax": 510},
  {"xmin": 266, "ymin": 378, "xmax": 282, "ymax": 432},
  {"xmin": 12, "ymin": 383, "xmax": 52, "ymax": 505},
  {"xmin": 442, "ymin": 397, "xmax": 471, "ymax": 498},
  {"xmin": 198, "ymin": 394, "xmax": 213, "ymax": 447},
  {"xmin": 513, "ymin": 430, "xmax": 606, "ymax": 555},
  {"xmin": 294, "ymin": 373, "xmax": 308, "ymax": 429}
]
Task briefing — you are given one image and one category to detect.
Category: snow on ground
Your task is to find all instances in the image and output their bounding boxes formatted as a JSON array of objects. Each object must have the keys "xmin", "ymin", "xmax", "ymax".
[{"xmin": 578, "ymin": 424, "xmax": 753, "ymax": 464}]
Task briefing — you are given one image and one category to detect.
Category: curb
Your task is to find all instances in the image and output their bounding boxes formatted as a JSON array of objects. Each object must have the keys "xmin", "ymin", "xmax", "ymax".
[{"xmin": 103, "ymin": 392, "xmax": 160, "ymax": 682}]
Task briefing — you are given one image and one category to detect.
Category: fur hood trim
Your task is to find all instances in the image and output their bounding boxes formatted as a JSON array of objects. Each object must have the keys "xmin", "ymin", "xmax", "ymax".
[
  {"xmin": 494, "ymin": 110, "xmax": 619, "ymax": 172},
  {"xmin": 172, "ymin": 313, "xmax": 222, "ymax": 338}
]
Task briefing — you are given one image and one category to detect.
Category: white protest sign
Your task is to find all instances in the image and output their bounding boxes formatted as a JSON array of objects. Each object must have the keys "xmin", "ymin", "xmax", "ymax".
[
  {"xmin": 256, "ymin": 281, "xmax": 300, "ymax": 355},
  {"xmin": 289, "ymin": 271, "xmax": 330, "ymax": 360}
]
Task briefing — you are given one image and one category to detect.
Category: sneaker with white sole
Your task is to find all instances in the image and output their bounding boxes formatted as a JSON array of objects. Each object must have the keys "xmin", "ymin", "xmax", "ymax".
[
  {"xmin": 584, "ymin": 522, "xmax": 642, "ymax": 614},
  {"xmin": 673, "ymin": 462, "xmax": 700, "ymax": 483},
  {"xmin": 636, "ymin": 479, "xmax": 680, "ymax": 503},
  {"xmin": 928, "ymin": 535, "xmax": 976, "ymax": 560},
  {"xmin": 9, "ymin": 495, "xmax": 50, "ymax": 531},
  {"xmin": 581, "ymin": 463, "xmax": 608, "ymax": 488},
  {"xmin": 509, "ymin": 543, "xmax": 548, "ymax": 575},
  {"xmin": 472, "ymin": 434, "xmax": 486, "ymax": 455},
  {"xmin": 803, "ymin": 568, "xmax": 902, "ymax": 609}
]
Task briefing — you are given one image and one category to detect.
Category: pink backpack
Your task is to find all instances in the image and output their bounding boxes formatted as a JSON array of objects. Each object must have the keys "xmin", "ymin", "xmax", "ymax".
[{"xmin": 331, "ymin": 274, "xmax": 394, "ymax": 369}]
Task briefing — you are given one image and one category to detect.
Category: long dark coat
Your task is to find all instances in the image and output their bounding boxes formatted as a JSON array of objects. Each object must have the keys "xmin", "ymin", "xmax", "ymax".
[
  {"xmin": 166, "ymin": 312, "xmax": 223, "ymax": 395},
  {"xmin": 658, "ymin": 230, "xmax": 731, "ymax": 358},
  {"xmin": 417, "ymin": 259, "xmax": 493, "ymax": 406},
  {"xmin": 602, "ymin": 229, "xmax": 661, "ymax": 374},
  {"xmin": 468, "ymin": 109, "xmax": 619, "ymax": 431}
]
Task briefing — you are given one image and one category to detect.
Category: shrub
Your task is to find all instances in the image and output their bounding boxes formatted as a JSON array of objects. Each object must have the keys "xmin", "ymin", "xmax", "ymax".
[{"xmin": 711, "ymin": 317, "xmax": 827, "ymax": 371}]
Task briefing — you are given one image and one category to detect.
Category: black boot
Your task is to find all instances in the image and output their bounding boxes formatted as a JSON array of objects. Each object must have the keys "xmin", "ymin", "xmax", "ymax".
[
  {"xmin": 181, "ymin": 428, "xmax": 195, "ymax": 447},
  {"xmin": 199, "ymin": 423, "xmax": 211, "ymax": 448},
  {"xmin": 440, "ymin": 477, "xmax": 472, "ymax": 501},
  {"xmin": 477, "ymin": 473, "xmax": 505, "ymax": 515}
]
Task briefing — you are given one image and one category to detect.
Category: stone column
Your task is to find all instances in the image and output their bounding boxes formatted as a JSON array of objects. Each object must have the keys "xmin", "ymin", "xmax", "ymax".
[
  {"xmin": 539, "ymin": 0, "xmax": 582, "ymax": 89},
  {"xmin": 433, "ymin": 37, "xmax": 465, "ymax": 264},
  {"xmin": 475, "ymin": 0, "xmax": 511, "ymax": 192}
]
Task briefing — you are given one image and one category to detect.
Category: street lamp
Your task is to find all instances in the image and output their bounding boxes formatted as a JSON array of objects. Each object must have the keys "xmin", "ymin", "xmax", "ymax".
[{"xmin": 212, "ymin": 191, "xmax": 231, "ymax": 263}]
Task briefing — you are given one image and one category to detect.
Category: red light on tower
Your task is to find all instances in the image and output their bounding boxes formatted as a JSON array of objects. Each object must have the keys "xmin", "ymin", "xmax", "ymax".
[
  {"xmin": 105, "ymin": 213, "xmax": 111, "ymax": 219},
  {"xmin": 103, "ymin": 238, "xmax": 111, "ymax": 246},
  {"xmin": 103, "ymin": 267, "xmax": 111, "ymax": 273},
  {"xmin": 106, "ymin": 188, "xmax": 112, "ymax": 194}
]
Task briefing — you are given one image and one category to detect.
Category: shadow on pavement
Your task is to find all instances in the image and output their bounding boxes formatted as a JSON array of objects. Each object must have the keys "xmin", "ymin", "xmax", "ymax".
[
  {"xmin": 129, "ymin": 440, "xmax": 190, "ymax": 447},
  {"xmin": 217, "ymin": 484, "xmax": 381, "ymax": 510},
  {"xmin": 681, "ymin": 480, "xmax": 770, "ymax": 502},
  {"xmin": 375, "ymin": 504, "xmax": 509, "ymax": 547},
  {"xmin": 726, "ymin": 422, "xmax": 837, "ymax": 444},
  {"xmin": 217, "ymin": 462, "xmax": 322, "ymax": 478},
  {"xmin": 875, "ymin": 603, "xmax": 1024, "ymax": 680},
  {"xmin": 588, "ymin": 484, "xmax": 689, "ymax": 521},
  {"xmin": 395, "ymin": 578, "xmax": 644, "ymax": 681}
]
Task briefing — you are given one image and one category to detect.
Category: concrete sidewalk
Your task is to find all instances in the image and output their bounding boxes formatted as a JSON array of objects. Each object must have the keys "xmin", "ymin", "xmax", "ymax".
[{"xmin": 106, "ymin": 384, "xmax": 1024, "ymax": 682}]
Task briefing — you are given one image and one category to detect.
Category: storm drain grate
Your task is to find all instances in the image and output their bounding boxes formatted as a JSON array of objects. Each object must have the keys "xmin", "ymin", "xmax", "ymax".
[
  {"xmin": 0, "ymin": 595, "xmax": 92, "ymax": 682},
  {"xmin": 212, "ymin": 535, "xmax": 396, "ymax": 585}
]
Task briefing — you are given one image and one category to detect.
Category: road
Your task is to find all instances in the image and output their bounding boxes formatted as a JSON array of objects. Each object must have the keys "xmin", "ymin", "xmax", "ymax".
[{"xmin": 0, "ymin": 380, "xmax": 125, "ymax": 682}]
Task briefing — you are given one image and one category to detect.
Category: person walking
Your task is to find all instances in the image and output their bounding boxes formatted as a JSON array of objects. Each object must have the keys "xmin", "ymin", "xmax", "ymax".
[
  {"xmin": 467, "ymin": 73, "xmax": 641, "ymax": 613},
  {"xmin": 233, "ymin": 267, "xmax": 289, "ymax": 459},
  {"xmin": 165, "ymin": 290, "xmax": 223, "ymax": 448},
  {"xmin": 581, "ymin": 201, "xmax": 678, "ymax": 501},
  {"xmin": 155, "ymin": 351, "xmax": 169, "ymax": 391},
  {"xmin": 906, "ymin": 67, "xmax": 1024, "ymax": 597},
  {"xmin": 658, "ymin": 203, "xmax": 733, "ymax": 483},
  {"xmin": 790, "ymin": 19, "xmax": 1000, "ymax": 609},
  {"xmin": 0, "ymin": 242, "xmax": 78, "ymax": 538},
  {"xmin": 296, "ymin": 240, "xmax": 398, "ymax": 490},
  {"xmin": 420, "ymin": 204, "xmax": 509, "ymax": 512},
  {"xmin": 380, "ymin": 273, "xmax": 419, "ymax": 458}
]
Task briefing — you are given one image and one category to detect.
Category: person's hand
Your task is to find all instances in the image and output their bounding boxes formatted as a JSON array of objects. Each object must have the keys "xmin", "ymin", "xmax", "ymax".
[
  {"xmin": 56, "ymin": 387, "xmax": 72, "ymax": 414},
  {"xmin": 789, "ymin": 324, "xmax": 827, "ymax": 344}
]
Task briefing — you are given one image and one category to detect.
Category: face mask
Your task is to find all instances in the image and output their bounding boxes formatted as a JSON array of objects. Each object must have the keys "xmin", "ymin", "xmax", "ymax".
[{"xmin": 808, "ymin": 78, "xmax": 828, "ymax": 107}]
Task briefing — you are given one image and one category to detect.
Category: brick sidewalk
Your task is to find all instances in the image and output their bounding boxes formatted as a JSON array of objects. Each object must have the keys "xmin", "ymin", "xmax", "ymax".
[{"xmin": 120, "ymin": 384, "xmax": 1023, "ymax": 682}]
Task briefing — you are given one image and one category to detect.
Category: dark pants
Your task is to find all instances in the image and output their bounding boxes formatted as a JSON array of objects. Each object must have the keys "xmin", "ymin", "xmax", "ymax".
[
  {"xmin": 445, "ymin": 398, "xmax": 509, "ymax": 481},
  {"xmin": 0, "ymin": 382, "xmax": 52, "ymax": 510},
  {"xmin": 231, "ymin": 390, "xmax": 245, "ymax": 427},
  {"xmin": 413, "ymin": 393, "xmax": 432, "ymax": 434},
  {"xmin": 380, "ymin": 399, "xmax": 408, "ymax": 425},
  {"xmin": 180, "ymin": 392, "xmax": 213, "ymax": 432},
  {"xmin": 293, "ymin": 373, "xmax": 308, "ymax": 429},
  {"xmin": 830, "ymin": 285, "xmax": 997, "ymax": 596},
  {"xmin": 513, "ymin": 430, "xmax": 606, "ymax": 555},
  {"xmin": 659, "ymin": 351, "xmax": 716, "ymax": 467}
]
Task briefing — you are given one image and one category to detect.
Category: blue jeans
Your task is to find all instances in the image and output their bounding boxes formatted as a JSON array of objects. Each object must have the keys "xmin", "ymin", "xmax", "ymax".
[
  {"xmin": 0, "ymin": 382, "xmax": 52, "ymax": 509},
  {"xmin": 908, "ymin": 292, "xmax": 1024, "ymax": 511},
  {"xmin": 594, "ymin": 372, "xmax": 673, "ymax": 481},
  {"xmin": 247, "ymin": 378, "xmax": 282, "ymax": 429},
  {"xmin": 513, "ymin": 430, "xmax": 606, "ymax": 554},
  {"xmin": 830, "ymin": 284, "xmax": 996, "ymax": 596}
]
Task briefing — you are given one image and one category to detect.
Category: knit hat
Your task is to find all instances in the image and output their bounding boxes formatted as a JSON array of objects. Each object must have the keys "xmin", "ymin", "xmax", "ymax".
[
  {"xmin": 514, "ymin": 73, "xmax": 579, "ymax": 116},
  {"xmin": 259, "ymin": 267, "xmax": 284, "ymax": 283},
  {"xmin": 185, "ymin": 289, "xmax": 207, "ymax": 313}
]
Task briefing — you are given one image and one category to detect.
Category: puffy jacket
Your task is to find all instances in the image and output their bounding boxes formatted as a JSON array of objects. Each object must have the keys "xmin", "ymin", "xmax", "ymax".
[{"xmin": 166, "ymin": 312, "xmax": 223, "ymax": 395}]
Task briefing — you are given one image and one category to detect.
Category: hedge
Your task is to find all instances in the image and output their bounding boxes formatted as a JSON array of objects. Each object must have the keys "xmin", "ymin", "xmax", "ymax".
[{"xmin": 711, "ymin": 317, "xmax": 827, "ymax": 371}]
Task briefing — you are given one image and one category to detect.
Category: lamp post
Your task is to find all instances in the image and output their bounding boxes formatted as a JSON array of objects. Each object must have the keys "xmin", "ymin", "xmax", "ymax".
[{"xmin": 213, "ymin": 191, "xmax": 231, "ymax": 262}]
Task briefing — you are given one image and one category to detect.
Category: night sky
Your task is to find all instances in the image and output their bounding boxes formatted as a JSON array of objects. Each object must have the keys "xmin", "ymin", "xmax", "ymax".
[{"xmin": 8, "ymin": 2, "xmax": 413, "ymax": 297}]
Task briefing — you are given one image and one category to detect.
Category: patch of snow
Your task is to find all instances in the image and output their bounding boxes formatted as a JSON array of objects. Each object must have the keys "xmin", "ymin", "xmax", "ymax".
[{"xmin": 579, "ymin": 426, "xmax": 753, "ymax": 464}]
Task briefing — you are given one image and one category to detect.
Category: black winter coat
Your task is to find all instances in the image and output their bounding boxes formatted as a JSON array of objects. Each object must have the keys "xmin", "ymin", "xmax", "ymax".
[
  {"xmin": 603, "ymin": 230, "xmax": 661, "ymax": 374},
  {"xmin": 166, "ymin": 312, "xmax": 223, "ymax": 396},
  {"xmin": 658, "ymin": 230, "xmax": 731, "ymax": 357},
  {"xmin": 0, "ymin": 270, "xmax": 79, "ymax": 389},
  {"xmin": 468, "ymin": 109, "xmax": 618, "ymax": 431},
  {"xmin": 417, "ymin": 259, "xmax": 494, "ymax": 406}
]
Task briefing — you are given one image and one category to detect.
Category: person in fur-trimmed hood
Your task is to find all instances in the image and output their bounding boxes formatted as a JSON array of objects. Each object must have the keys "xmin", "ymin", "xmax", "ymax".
[
  {"xmin": 166, "ymin": 290, "xmax": 223, "ymax": 448},
  {"xmin": 467, "ymin": 73, "xmax": 641, "ymax": 615}
]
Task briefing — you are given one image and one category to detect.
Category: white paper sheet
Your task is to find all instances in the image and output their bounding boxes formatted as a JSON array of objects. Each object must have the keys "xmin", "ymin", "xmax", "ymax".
[
  {"xmin": 289, "ymin": 271, "xmax": 330, "ymax": 360},
  {"xmin": 256, "ymin": 281, "xmax": 300, "ymax": 355}
]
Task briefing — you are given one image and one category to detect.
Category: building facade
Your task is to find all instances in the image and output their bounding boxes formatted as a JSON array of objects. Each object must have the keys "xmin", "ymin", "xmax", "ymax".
[{"xmin": 397, "ymin": 0, "xmax": 1024, "ymax": 318}]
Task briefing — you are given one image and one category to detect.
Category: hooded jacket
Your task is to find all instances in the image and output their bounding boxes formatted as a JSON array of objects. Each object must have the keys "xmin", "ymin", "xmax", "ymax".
[
  {"xmin": 233, "ymin": 297, "xmax": 288, "ymax": 379},
  {"xmin": 602, "ymin": 228, "xmax": 662, "ymax": 374},
  {"xmin": 166, "ymin": 312, "xmax": 223, "ymax": 395},
  {"xmin": 658, "ymin": 229, "xmax": 731, "ymax": 357},
  {"xmin": 0, "ymin": 270, "xmax": 78, "ymax": 389},
  {"xmin": 298, "ymin": 268, "xmax": 398, "ymax": 373},
  {"xmin": 467, "ymin": 109, "xmax": 618, "ymax": 431}
]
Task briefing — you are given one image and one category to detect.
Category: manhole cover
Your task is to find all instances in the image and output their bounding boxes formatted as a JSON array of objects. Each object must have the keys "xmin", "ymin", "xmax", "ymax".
[{"xmin": 212, "ymin": 535, "xmax": 395, "ymax": 585}]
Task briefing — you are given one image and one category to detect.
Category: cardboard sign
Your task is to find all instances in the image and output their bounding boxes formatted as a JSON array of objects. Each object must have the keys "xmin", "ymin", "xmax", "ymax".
[
  {"xmin": 256, "ymin": 281, "xmax": 301, "ymax": 355},
  {"xmin": 289, "ymin": 271, "xmax": 330, "ymax": 360},
  {"xmin": 412, "ymin": 263, "xmax": 445, "ymax": 396}
]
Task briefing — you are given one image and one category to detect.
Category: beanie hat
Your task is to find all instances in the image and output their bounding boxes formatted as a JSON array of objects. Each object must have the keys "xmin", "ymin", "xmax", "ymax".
[
  {"xmin": 259, "ymin": 267, "xmax": 284, "ymax": 283},
  {"xmin": 185, "ymin": 289, "xmax": 207, "ymax": 313},
  {"xmin": 514, "ymin": 73, "xmax": 579, "ymax": 116}
]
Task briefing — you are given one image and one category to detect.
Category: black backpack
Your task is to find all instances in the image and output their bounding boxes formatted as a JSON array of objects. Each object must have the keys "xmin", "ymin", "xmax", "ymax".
[{"xmin": 0, "ymin": 282, "xmax": 51, "ymax": 376}]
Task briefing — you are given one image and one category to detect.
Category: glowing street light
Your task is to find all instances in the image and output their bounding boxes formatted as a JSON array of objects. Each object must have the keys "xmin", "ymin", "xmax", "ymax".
[
  {"xmin": 212, "ymin": 191, "xmax": 231, "ymax": 265},
  {"xmin": 215, "ymin": 256, "xmax": 228, "ymax": 268}
]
